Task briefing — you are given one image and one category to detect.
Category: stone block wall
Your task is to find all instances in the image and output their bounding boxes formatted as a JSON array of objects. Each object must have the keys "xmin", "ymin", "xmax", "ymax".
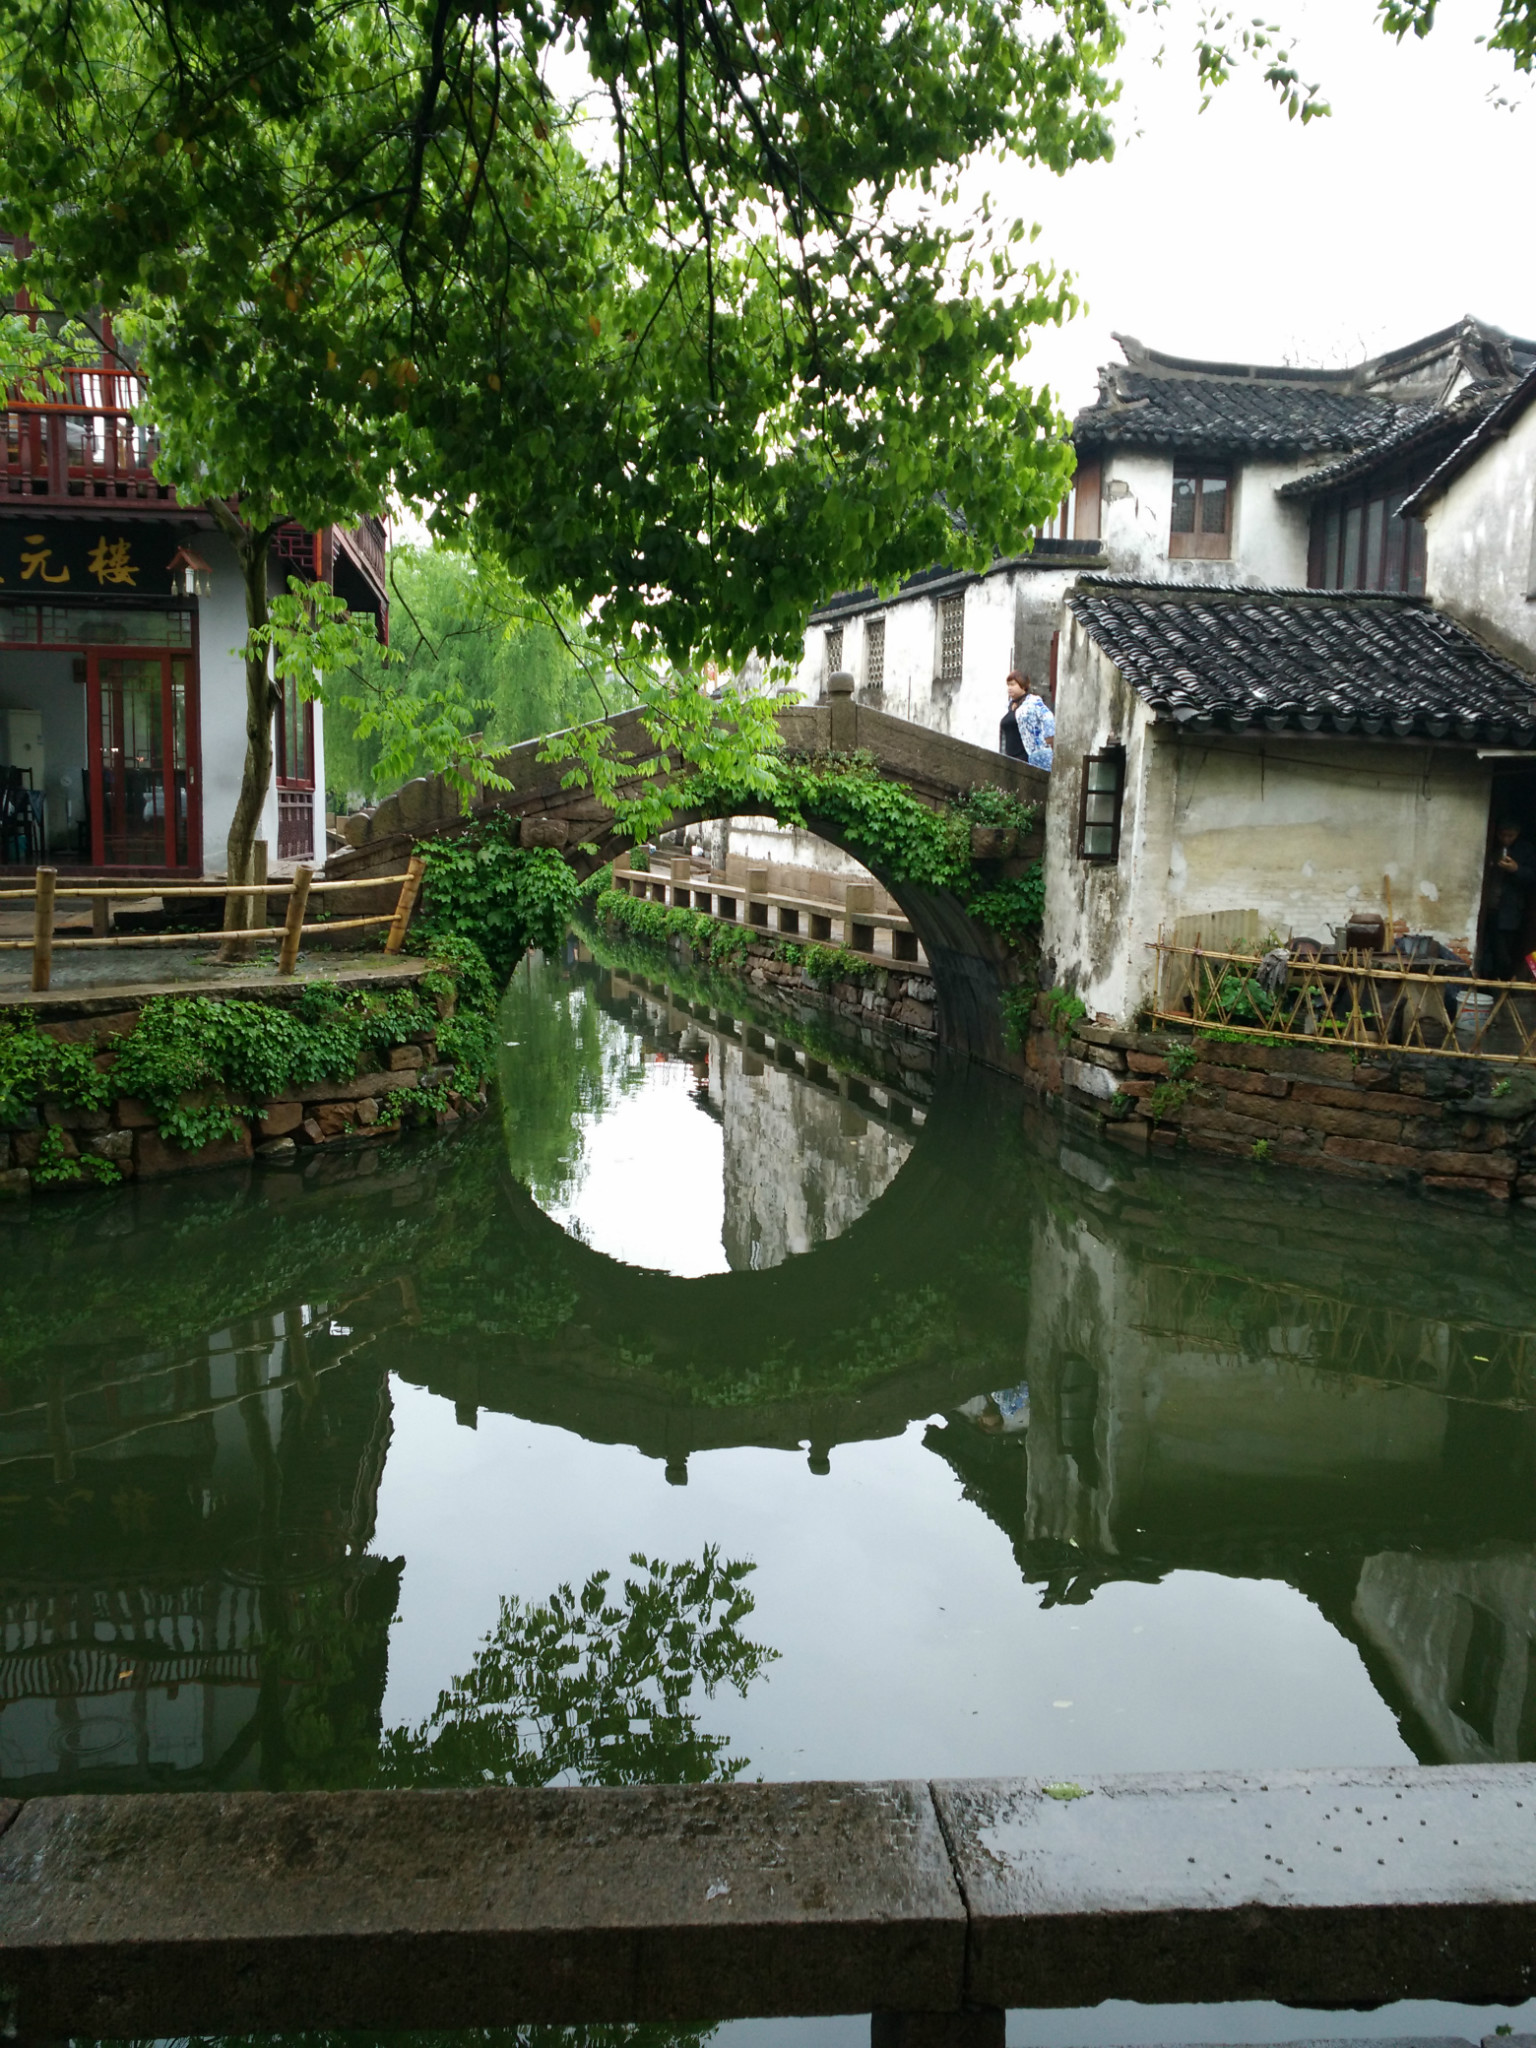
[
  {"xmin": 0, "ymin": 984, "xmax": 488, "ymax": 1199},
  {"xmin": 612, "ymin": 921, "xmax": 939, "ymax": 1078},
  {"xmin": 1024, "ymin": 999, "xmax": 1536, "ymax": 1205}
]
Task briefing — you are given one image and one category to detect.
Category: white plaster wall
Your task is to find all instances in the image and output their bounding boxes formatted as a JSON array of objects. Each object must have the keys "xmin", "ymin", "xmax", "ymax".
[
  {"xmin": 727, "ymin": 817, "xmax": 873, "ymax": 881},
  {"xmin": 194, "ymin": 532, "xmax": 332, "ymax": 871},
  {"xmin": 1041, "ymin": 621, "xmax": 1494, "ymax": 1024},
  {"xmin": 1098, "ymin": 452, "xmax": 1310, "ymax": 587},
  {"xmin": 1040, "ymin": 623, "xmax": 1158, "ymax": 1021},
  {"xmin": 195, "ymin": 529, "xmax": 265, "ymax": 875},
  {"xmin": 1424, "ymin": 400, "xmax": 1536, "ymax": 671}
]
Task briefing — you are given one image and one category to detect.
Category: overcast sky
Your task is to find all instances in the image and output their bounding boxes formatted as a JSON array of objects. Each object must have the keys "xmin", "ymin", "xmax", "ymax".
[{"xmin": 977, "ymin": 0, "xmax": 1536, "ymax": 419}]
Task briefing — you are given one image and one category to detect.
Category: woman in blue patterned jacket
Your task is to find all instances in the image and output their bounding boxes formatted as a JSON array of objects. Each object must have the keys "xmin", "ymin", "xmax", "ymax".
[{"xmin": 999, "ymin": 671, "xmax": 1054, "ymax": 770}]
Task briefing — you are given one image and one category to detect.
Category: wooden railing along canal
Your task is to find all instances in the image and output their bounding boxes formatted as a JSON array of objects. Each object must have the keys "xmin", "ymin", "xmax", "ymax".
[{"xmin": 0, "ymin": 857, "xmax": 425, "ymax": 992}]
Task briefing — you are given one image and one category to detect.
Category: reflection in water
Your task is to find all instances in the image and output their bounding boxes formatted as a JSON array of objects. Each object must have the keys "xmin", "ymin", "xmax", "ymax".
[
  {"xmin": 1, "ymin": 932, "xmax": 1536, "ymax": 1806},
  {"xmin": 499, "ymin": 948, "xmax": 916, "ymax": 1275},
  {"xmin": 375, "ymin": 1550, "xmax": 775, "ymax": 1788}
]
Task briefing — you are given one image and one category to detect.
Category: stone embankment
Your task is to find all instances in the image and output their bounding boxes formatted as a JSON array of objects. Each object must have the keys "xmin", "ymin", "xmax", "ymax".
[
  {"xmin": 1025, "ymin": 999, "xmax": 1536, "ymax": 1204},
  {"xmin": 0, "ymin": 973, "xmax": 488, "ymax": 1198},
  {"xmin": 654, "ymin": 928, "xmax": 939, "ymax": 1074}
]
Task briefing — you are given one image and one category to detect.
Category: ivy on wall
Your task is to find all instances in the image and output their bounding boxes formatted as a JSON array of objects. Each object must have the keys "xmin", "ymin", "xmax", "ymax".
[{"xmin": 0, "ymin": 946, "xmax": 499, "ymax": 1162}]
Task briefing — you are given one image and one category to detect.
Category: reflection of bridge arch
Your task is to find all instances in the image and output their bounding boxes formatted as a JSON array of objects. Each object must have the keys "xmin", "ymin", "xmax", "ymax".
[
  {"xmin": 388, "ymin": 1060, "xmax": 1032, "ymax": 1475},
  {"xmin": 330, "ymin": 695, "xmax": 1047, "ymax": 1062}
]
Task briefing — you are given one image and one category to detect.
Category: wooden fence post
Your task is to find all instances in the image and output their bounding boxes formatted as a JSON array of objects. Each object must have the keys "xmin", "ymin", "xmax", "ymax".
[
  {"xmin": 31, "ymin": 868, "xmax": 56, "ymax": 992},
  {"xmin": 276, "ymin": 864, "xmax": 313, "ymax": 977},
  {"xmin": 385, "ymin": 855, "xmax": 426, "ymax": 954}
]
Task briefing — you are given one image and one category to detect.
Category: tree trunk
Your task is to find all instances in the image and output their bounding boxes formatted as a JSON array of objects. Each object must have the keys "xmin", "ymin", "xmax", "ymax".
[{"xmin": 215, "ymin": 511, "xmax": 282, "ymax": 962}]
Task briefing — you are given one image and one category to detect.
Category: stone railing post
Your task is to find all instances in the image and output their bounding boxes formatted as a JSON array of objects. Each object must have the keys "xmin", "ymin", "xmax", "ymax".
[{"xmin": 828, "ymin": 668, "xmax": 857, "ymax": 751}]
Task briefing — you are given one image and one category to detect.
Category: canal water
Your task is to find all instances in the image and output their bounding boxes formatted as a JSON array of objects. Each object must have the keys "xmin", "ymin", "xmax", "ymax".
[{"xmin": 4, "ymin": 929, "xmax": 1536, "ymax": 2043}]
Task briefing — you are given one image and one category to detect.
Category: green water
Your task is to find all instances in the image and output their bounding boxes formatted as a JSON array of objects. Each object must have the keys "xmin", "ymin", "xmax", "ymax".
[{"xmin": 4, "ymin": 934, "xmax": 1536, "ymax": 2041}]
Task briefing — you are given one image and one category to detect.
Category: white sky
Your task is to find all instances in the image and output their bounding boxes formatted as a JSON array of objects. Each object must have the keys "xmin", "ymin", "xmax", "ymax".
[{"xmin": 990, "ymin": 0, "xmax": 1536, "ymax": 416}]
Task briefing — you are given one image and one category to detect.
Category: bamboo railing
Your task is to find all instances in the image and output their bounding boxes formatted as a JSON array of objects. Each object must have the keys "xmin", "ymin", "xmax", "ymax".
[
  {"xmin": 0, "ymin": 857, "xmax": 424, "ymax": 992},
  {"xmin": 1150, "ymin": 935, "xmax": 1536, "ymax": 1064}
]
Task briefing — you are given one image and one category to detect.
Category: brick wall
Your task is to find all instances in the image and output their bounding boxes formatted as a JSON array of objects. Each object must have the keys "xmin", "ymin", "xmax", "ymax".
[{"xmin": 1024, "ymin": 1001, "xmax": 1536, "ymax": 1205}]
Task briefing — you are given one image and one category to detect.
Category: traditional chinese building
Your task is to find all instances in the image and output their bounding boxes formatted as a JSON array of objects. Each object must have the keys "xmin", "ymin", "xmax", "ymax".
[{"xmin": 0, "ymin": 294, "xmax": 387, "ymax": 880}]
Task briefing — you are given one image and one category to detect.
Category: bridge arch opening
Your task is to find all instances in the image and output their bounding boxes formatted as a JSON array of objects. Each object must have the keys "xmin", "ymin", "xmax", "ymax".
[
  {"xmin": 329, "ymin": 696, "xmax": 1049, "ymax": 1066},
  {"xmin": 571, "ymin": 802, "xmax": 1029, "ymax": 1064}
]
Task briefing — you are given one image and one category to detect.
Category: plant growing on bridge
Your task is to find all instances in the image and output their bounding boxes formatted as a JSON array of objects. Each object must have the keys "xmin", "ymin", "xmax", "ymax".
[{"xmin": 416, "ymin": 817, "xmax": 583, "ymax": 989}]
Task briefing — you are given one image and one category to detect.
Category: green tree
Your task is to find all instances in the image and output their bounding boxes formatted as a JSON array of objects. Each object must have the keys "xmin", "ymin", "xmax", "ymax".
[
  {"xmin": 323, "ymin": 546, "xmax": 609, "ymax": 810},
  {"xmin": 0, "ymin": 0, "xmax": 1122, "ymax": 885}
]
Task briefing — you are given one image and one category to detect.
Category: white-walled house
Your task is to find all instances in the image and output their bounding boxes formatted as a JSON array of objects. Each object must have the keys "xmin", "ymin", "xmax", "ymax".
[
  {"xmin": 1039, "ymin": 580, "xmax": 1536, "ymax": 1024},
  {"xmin": 794, "ymin": 318, "xmax": 1536, "ymax": 743}
]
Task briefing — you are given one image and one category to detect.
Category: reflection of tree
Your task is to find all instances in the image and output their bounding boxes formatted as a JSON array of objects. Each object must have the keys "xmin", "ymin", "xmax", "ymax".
[
  {"xmin": 375, "ymin": 1550, "xmax": 776, "ymax": 1790},
  {"xmin": 499, "ymin": 955, "xmax": 651, "ymax": 1210}
]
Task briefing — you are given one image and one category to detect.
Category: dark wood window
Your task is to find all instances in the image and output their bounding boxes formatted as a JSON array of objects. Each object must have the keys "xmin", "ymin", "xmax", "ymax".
[
  {"xmin": 276, "ymin": 678, "xmax": 313, "ymax": 788},
  {"xmin": 1308, "ymin": 487, "xmax": 1426, "ymax": 593},
  {"xmin": 1072, "ymin": 458, "xmax": 1102, "ymax": 541},
  {"xmin": 939, "ymin": 594, "xmax": 964, "ymax": 684},
  {"xmin": 276, "ymin": 679, "xmax": 315, "ymax": 862},
  {"xmin": 865, "ymin": 616, "xmax": 885, "ymax": 690},
  {"xmin": 1169, "ymin": 465, "xmax": 1231, "ymax": 560},
  {"xmin": 1078, "ymin": 747, "xmax": 1125, "ymax": 862}
]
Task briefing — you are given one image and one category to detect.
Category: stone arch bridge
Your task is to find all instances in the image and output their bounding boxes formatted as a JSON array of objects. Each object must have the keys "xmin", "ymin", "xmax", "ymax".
[{"xmin": 328, "ymin": 678, "xmax": 1047, "ymax": 1062}]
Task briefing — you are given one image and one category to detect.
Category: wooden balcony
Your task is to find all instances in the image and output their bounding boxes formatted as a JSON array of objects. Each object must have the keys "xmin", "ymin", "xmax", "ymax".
[{"xmin": 2, "ymin": 367, "xmax": 173, "ymax": 505}]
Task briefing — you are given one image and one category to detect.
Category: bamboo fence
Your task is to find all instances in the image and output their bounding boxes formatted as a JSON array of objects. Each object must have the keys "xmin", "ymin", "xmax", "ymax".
[{"xmin": 1, "ymin": 858, "xmax": 424, "ymax": 991}]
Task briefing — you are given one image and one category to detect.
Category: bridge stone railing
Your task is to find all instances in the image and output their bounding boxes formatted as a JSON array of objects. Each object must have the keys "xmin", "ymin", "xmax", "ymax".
[
  {"xmin": 1, "ymin": 1764, "xmax": 1534, "ymax": 2041},
  {"xmin": 330, "ymin": 686, "xmax": 1047, "ymax": 874}
]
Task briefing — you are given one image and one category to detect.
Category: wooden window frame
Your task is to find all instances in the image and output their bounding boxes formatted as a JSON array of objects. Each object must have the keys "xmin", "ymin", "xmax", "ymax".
[
  {"xmin": 1077, "ymin": 746, "xmax": 1126, "ymax": 863},
  {"xmin": 938, "ymin": 593, "xmax": 965, "ymax": 686},
  {"xmin": 1308, "ymin": 485, "xmax": 1426, "ymax": 594},
  {"xmin": 824, "ymin": 623, "xmax": 844, "ymax": 676},
  {"xmin": 1168, "ymin": 464, "xmax": 1233, "ymax": 561},
  {"xmin": 276, "ymin": 677, "xmax": 315, "ymax": 792},
  {"xmin": 864, "ymin": 615, "xmax": 885, "ymax": 691}
]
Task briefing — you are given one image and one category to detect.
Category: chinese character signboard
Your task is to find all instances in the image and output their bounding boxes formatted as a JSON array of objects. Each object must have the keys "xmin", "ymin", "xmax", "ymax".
[{"xmin": 0, "ymin": 522, "xmax": 182, "ymax": 597}]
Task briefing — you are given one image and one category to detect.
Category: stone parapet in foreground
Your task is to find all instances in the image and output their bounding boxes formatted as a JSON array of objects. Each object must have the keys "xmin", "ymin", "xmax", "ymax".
[{"xmin": 0, "ymin": 1766, "xmax": 1533, "ymax": 2038}]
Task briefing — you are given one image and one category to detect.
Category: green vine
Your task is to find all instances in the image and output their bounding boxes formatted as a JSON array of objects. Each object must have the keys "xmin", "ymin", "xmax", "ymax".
[
  {"xmin": 30, "ymin": 1125, "xmax": 121, "ymax": 1188},
  {"xmin": 0, "ymin": 1016, "xmax": 111, "ymax": 1125},
  {"xmin": 415, "ymin": 815, "xmax": 582, "ymax": 988},
  {"xmin": 1042, "ymin": 986, "xmax": 1088, "ymax": 1044}
]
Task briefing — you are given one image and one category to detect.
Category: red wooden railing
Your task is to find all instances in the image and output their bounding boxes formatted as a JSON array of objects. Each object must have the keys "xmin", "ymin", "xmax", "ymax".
[{"xmin": 3, "ymin": 365, "xmax": 171, "ymax": 502}]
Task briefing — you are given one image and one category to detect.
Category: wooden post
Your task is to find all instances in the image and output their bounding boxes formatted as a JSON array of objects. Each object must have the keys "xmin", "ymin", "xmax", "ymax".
[
  {"xmin": 91, "ymin": 893, "xmax": 110, "ymax": 939},
  {"xmin": 276, "ymin": 864, "xmax": 313, "ymax": 976},
  {"xmin": 31, "ymin": 867, "xmax": 56, "ymax": 992},
  {"xmin": 385, "ymin": 854, "xmax": 426, "ymax": 954},
  {"xmin": 251, "ymin": 838, "xmax": 268, "ymax": 930}
]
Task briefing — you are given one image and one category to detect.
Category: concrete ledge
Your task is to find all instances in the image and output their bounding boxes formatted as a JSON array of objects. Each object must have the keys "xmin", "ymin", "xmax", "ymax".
[
  {"xmin": 937, "ymin": 1765, "xmax": 1536, "ymax": 2009},
  {"xmin": 0, "ymin": 1781, "xmax": 963, "ymax": 2037},
  {"xmin": 1, "ymin": 1768, "xmax": 1534, "ymax": 2037}
]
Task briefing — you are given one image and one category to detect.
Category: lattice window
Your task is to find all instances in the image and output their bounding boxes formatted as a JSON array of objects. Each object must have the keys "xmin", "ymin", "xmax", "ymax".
[
  {"xmin": 865, "ymin": 616, "xmax": 885, "ymax": 690},
  {"xmin": 939, "ymin": 594, "xmax": 964, "ymax": 684},
  {"xmin": 825, "ymin": 624, "xmax": 843, "ymax": 674},
  {"xmin": 278, "ymin": 789, "xmax": 315, "ymax": 861}
]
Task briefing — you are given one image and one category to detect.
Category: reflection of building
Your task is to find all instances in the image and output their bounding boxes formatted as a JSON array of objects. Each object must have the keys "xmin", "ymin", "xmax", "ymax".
[
  {"xmin": 609, "ymin": 971, "xmax": 917, "ymax": 1272},
  {"xmin": 930, "ymin": 1158, "xmax": 1536, "ymax": 1757},
  {"xmin": 0, "ymin": 1312, "xmax": 399, "ymax": 1794}
]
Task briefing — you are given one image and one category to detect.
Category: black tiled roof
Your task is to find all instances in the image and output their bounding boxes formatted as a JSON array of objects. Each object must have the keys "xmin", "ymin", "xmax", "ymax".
[
  {"xmin": 1274, "ymin": 387, "xmax": 1501, "ymax": 500},
  {"xmin": 1074, "ymin": 370, "xmax": 1413, "ymax": 457},
  {"xmin": 1067, "ymin": 578, "xmax": 1536, "ymax": 744},
  {"xmin": 1400, "ymin": 363, "xmax": 1536, "ymax": 517}
]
